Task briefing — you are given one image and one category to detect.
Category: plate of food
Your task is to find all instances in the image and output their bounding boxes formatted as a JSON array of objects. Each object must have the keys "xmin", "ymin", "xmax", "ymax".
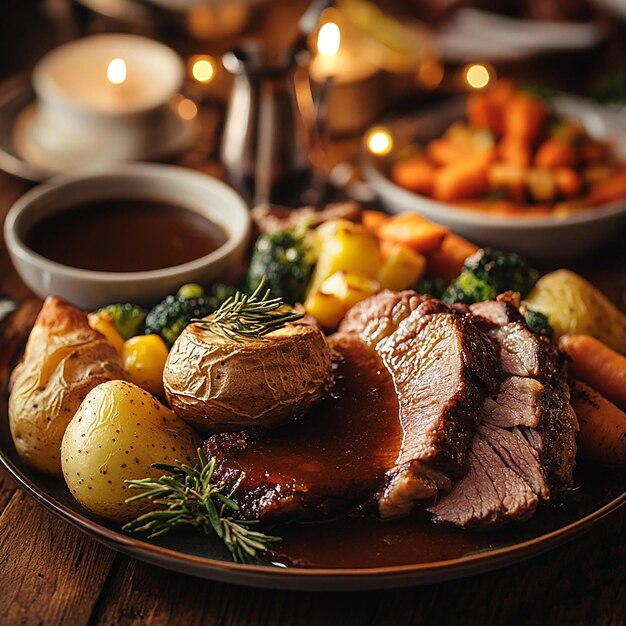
[
  {"xmin": 1, "ymin": 186, "xmax": 625, "ymax": 591},
  {"xmin": 362, "ymin": 81, "xmax": 626, "ymax": 260}
]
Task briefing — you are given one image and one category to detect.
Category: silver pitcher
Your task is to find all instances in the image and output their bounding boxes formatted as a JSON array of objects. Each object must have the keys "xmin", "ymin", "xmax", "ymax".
[{"xmin": 220, "ymin": 45, "xmax": 322, "ymax": 206}]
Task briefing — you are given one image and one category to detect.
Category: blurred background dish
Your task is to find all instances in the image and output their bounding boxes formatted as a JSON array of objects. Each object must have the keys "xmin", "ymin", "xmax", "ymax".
[{"xmin": 362, "ymin": 93, "xmax": 626, "ymax": 259}]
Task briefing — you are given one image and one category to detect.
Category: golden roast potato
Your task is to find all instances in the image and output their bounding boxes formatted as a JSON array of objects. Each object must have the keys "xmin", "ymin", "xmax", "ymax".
[
  {"xmin": 163, "ymin": 322, "xmax": 332, "ymax": 432},
  {"xmin": 9, "ymin": 297, "xmax": 127, "ymax": 476},
  {"xmin": 62, "ymin": 380, "xmax": 201, "ymax": 521}
]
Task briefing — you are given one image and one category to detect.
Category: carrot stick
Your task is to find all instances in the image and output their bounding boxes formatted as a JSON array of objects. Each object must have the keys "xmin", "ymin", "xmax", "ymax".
[
  {"xmin": 504, "ymin": 93, "xmax": 548, "ymax": 145},
  {"xmin": 535, "ymin": 138, "xmax": 578, "ymax": 169},
  {"xmin": 426, "ymin": 139, "xmax": 471, "ymax": 166},
  {"xmin": 555, "ymin": 168, "xmax": 582, "ymax": 198},
  {"xmin": 587, "ymin": 168, "xmax": 626, "ymax": 205},
  {"xmin": 433, "ymin": 151, "xmax": 494, "ymax": 201},
  {"xmin": 499, "ymin": 136, "xmax": 531, "ymax": 169},
  {"xmin": 558, "ymin": 335, "xmax": 626, "ymax": 410},
  {"xmin": 570, "ymin": 380, "xmax": 626, "ymax": 465},
  {"xmin": 391, "ymin": 157, "xmax": 436, "ymax": 195},
  {"xmin": 425, "ymin": 233, "xmax": 479, "ymax": 282},
  {"xmin": 362, "ymin": 210, "xmax": 390, "ymax": 234},
  {"xmin": 378, "ymin": 214, "xmax": 448, "ymax": 254}
]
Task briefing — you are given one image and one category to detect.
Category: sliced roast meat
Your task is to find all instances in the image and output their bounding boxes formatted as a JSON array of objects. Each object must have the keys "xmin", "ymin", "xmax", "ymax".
[
  {"xmin": 470, "ymin": 299, "xmax": 524, "ymax": 325},
  {"xmin": 429, "ymin": 432, "xmax": 539, "ymax": 528},
  {"xmin": 482, "ymin": 376, "xmax": 544, "ymax": 428},
  {"xmin": 338, "ymin": 290, "xmax": 427, "ymax": 347}
]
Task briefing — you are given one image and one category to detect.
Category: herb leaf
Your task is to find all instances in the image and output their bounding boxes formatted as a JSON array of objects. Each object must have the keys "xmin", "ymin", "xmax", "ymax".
[
  {"xmin": 190, "ymin": 277, "xmax": 303, "ymax": 343},
  {"xmin": 122, "ymin": 449, "xmax": 281, "ymax": 563}
]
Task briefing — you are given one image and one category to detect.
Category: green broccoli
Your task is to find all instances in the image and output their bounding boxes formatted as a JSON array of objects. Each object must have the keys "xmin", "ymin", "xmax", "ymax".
[
  {"xmin": 144, "ymin": 283, "xmax": 236, "ymax": 348},
  {"xmin": 97, "ymin": 303, "xmax": 146, "ymax": 340},
  {"xmin": 524, "ymin": 309, "xmax": 554, "ymax": 340},
  {"xmin": 413, "ymin": 277, "xmax": 447, "ymax": 299},
  {"xmin": 243, "ymin": 229, "xmax": 314, "ymax": 305},
  {"xmin": 443, "ymin": 248, "xmax": 538, "ymax": 305}
]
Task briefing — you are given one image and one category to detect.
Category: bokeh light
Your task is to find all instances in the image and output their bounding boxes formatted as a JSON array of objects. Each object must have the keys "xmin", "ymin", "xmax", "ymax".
[
  {"xmin": 367, "ymin": 129, "xmax": 393, "ymax": 155},
  {"xmin": 190, "ymin": 55, "xmax": 216, "ymax": 84},
  {"xmin": 107, "ymin": 58, "xmax": 127, "ymax": 85},
  {"xmin": 317, "ymin": 22, "xmax": 341, "ymax": 56},
  {"xmin": 465, "ymin": 63, "xmax": 491, "ymax": 89}
]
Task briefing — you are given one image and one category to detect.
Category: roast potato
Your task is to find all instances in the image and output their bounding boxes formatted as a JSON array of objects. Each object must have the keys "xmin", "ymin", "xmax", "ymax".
[
  {"xmin": 164, "ymin": 321, "xmax": 332, "ymax": 432},
  {"xmin": 62, "ymin": 380, "xmax": 201, "ymax": 521},
  {"xmin": 525, "ymin": 270, "xmax": 626, "ymax": 354},
  {"xmin": 9, "ymin": 297, "xmax": 126, "ymax": 476}
]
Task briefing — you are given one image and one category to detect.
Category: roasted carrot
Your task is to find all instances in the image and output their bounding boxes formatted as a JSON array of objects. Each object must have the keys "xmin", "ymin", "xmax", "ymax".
[
  {"xmin": 535, "ymin": 138, "xmax": 578, "ymax": 169},
  {"xmin": 426, "ymin": 139, "xmax": 470, "ymax": 166},
  {"xmin": 581, "ymin": 140, "xmax": 609, "ymax": 164},
  {"xmin": 467, "ymin": 94, "xmax": 503, "ymax": 136},
  {"xmin": 504, "ymin": 93, "xmax": 548, "ymax": 145},
  {"xmin": 555, "ymin": 167, "xmax": 582, "ymax": 198},
  {"xmin": 391, "ymin": 156, "xmax": 436, "ymax": 195},
  {"xmin": 587, "ymin": 168, "xmax": 626, "ymax": 205},
  {"xmin": 425, "ymin": 233, "xmax": 479, "ymax": 282},
  {"xmin": 558, "ymin": 335, "xmax": 626, "ymax": 410},
  {"xmin": 499, "ymin": 136, "xmax": 531, "ymax": 169},
  {"xmin": 378, "ymin": 213, "xmax": 448, "ymax": 255},
  {"xmin": 433, "ymin": 151, "xmax": 494, "ymax": 202},
  {"xmin": 362, "ymin": 210, "xmax": 390, "ymax": 235},
  {"xmin": 570, "ymin": 380, "xmax": 626, "ymax": 465}
]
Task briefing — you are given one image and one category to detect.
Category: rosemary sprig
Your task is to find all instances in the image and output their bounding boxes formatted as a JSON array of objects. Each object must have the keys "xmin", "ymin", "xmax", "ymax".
[
  {"xmin": 190, "ymin": 277, "xmax": 303, "ymax": 343},
  {"xmin": 121, "ymin": 448, "xmax": 281, "ymax": 563}
]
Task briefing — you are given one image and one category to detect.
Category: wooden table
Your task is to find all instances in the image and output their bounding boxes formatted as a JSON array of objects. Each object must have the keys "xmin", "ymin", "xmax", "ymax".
[{"xmin": 1, "ymin": 163, "xmax": 626, "ymax": 625}]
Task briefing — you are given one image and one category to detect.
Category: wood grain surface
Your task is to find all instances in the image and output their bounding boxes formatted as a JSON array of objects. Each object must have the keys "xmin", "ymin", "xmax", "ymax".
[{"xmin": 0, "ymin": 162, "xmax": 625, "ymax": 625}]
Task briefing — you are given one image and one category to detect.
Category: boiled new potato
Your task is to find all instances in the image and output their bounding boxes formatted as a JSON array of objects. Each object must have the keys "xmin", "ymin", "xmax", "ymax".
[
  {"xmin": 61, "ymin": 380, "xmax": 201, "ymax": 522},
  {"xmin": 9, "ymin": 297, "xmax": 126, "ymax": 476},
  {"xmin": 525, "ymin": 270, "xmax": 626, "ymax": 354},
  {"xmin": 164, "ymin": 321, "xmax": 332, "ymax": 432}
]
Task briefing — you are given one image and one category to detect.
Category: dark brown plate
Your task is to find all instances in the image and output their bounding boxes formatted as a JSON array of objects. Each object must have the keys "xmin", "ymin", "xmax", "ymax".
[{"xmin": 1, "ymin": 380, "xmax": 624, "ymax": 591}]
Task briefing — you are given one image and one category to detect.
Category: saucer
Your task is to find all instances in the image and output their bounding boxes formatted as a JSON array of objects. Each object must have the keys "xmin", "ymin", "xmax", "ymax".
[{"xmin": 0, "ymin": 77, "xmax": 197, "ymax": 182}]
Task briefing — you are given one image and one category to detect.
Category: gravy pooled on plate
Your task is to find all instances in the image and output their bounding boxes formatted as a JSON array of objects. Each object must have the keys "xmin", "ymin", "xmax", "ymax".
[{"xmin": 25, "ymin": 199, "xmax": 228, "ymax": 273}]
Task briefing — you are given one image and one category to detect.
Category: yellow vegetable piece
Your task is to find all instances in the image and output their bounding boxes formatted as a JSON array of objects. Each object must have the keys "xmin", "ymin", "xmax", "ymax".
[
  {"xmin": 88, "ymin": 312, "xmax": 124, "ymax": 354},
  {"xmin": 525, "ymin": 270, "xmax": 626, "ymax": 354},
  {"xmin": 61, "ymin": 380, "xmax": 201, "ymax": 521},
  {"xmin": 377, "ymin": 245, "xmax": 426, "ymax": 291},
  {"xmin": 122, "ymin": 334, "xmax": 169, "ymax": 395},
  {"xmin": 305, "ymin": 272, "xmax": 379, "ymax": 329},
  {"xmin": 308, "ymin": 220, "xmax": 383, "ymax": 296}
]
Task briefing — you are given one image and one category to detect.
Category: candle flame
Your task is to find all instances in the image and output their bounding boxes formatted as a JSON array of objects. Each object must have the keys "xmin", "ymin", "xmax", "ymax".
[
  {"xmin": 465, "ymin": 64, "xmax": 491, "ymax": 90},
  {"xmin": 107, "ymin": 58, "xmax": 127, "ymax": 85},
  {"xmin": 367, "ymin": 129, "xmax": 393, "ymax": 156},
  {"xmin": 317, "ymin": 22, "xmax": 340, "ymax": 57}
]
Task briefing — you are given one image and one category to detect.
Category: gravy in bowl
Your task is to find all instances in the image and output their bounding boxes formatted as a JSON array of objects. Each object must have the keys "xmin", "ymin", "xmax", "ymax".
[{"xmin": 25, "ymin": 199, "xmax": 228, "ymax": 273}]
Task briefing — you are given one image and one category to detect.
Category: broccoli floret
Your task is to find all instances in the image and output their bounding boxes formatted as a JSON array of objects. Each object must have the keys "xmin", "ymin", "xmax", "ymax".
[
  {"xmin": 243, "ymin": 229, "xmax": 314, "ymax": 305},
  {"xmin": 413, "ymin": 277, "xmax": 447, "ymax": 299},
  {"xmin": 98, "ymin": 303, "xmax": 146, "ymax": 340},
  {"xmin": 524, "ymin": 309, "xmax": 554, "ymax": 340},
  {"xmin": 442, "ymin": 271, "xmax": 497, "ymax": 305},
  {"xmin": 144, "ymin": 283, "xmax": 235, "ymax": 348},
  {"xmin": 443, "ymin": 248, "xmax": 538, "ymax": 305}
]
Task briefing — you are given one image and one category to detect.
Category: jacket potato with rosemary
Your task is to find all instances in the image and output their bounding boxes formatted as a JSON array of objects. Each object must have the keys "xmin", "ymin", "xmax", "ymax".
[{"xmin": 163, "ymin": 320, "xmax": 333, "ymax": 432}]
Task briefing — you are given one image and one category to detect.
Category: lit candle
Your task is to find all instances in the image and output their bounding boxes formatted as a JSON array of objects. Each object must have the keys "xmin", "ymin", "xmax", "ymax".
[
  {"xmin": 29, "ymin": 34, "xmax": 185, "ymax": 164},
  {"xmin": 309, "ymin": 20, "xmax": 383, "ymax": 135}
]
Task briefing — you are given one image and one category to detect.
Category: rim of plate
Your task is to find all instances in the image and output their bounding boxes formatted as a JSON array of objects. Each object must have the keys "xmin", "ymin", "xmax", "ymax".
[{"xmin": 1, "ymin": 439, "xmax": 624, "ymax": 587}]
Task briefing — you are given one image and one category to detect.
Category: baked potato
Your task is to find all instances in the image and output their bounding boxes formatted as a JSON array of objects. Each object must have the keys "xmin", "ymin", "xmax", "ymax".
[
  {"xmin": 62, "ymin": 380, "xmax": 201, "ymax": 521},
  {"xmin": 164, "ymin": 321, "xmax": 332, "ymax": 432},
  {"xmin": 9, "ymin": 297, "xmax": 127, "ymax": 476}
]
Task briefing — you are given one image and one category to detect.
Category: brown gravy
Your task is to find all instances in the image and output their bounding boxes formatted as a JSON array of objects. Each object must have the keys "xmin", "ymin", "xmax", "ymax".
[
  {"xmin": 227, "ymin": 338, "xmax": 403, "ymax": 491},
  {"xmin": 25, "ymin": 199, "xmax": 228, "ymax": 272}
]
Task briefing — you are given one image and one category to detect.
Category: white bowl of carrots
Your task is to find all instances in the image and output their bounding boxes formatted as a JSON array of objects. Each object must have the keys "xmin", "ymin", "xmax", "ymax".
[{"xmin": 363, "ymin": 83, "xmax": 626, "ymax": 261}]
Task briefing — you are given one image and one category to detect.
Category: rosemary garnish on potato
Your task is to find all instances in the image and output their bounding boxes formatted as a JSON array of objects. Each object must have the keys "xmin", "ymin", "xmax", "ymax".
[
  {"xmin": 190, "ymin": 277, "xmax": 303, "ymax": 342},
  {"xmin": 122, "ymin": 448, "xmax": 281, "ymax": 563}
]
